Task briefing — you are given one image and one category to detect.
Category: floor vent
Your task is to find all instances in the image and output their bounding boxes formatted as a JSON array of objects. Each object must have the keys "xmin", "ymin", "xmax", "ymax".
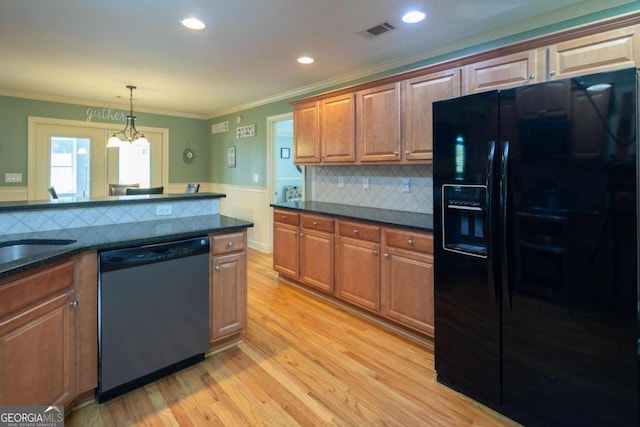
[{"xmin": 360, "ymin": 22, "xmax": 395, "ymax": 38}]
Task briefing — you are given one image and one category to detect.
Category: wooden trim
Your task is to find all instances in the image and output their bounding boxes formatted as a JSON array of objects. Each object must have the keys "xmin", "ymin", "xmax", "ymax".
[{"xmin": 290, "ymin": 11, "xmax": 640, "ymax": 106}]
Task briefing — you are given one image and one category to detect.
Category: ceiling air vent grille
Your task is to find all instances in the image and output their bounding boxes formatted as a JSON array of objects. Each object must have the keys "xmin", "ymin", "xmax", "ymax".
[{"xmin": 361, "ymin": 22, "xmax": 395, "ymax": 38}]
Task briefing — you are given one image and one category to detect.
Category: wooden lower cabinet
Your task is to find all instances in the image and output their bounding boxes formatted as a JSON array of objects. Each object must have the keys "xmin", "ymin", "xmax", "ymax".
[
  {"xmin": 335, "ymin": 220, "xmax": 381, "ymax": 312},
  {"xmin": 299, "ymin": 214, "xmax": 334, "ymax": 292},
  {"xmin": 381, "ymin": 228, "xmax": 434, "ymax": 336},
  {"xmin": 0, "ymin": 254, "xmax": 97, "ymax": 406},
  {"xmin": 273, "ymin": 208, "xmax": 434, "ymax": 337},
  {"xmin": 273, "ymin": 209, "xmax": 300, "ymax": 278},
  {"xmin": 209, "ymin": 231, "xmax": 248, "ymax": 346}
]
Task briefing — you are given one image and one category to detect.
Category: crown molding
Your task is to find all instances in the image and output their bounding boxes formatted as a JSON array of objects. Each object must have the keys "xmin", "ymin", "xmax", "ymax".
[{"xmin": 0, "ymin": 88, "xmax": 209, "ymax": 120}]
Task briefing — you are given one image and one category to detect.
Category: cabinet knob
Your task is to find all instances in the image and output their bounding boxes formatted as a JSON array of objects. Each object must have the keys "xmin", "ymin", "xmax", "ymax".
[
  {"xmin": 394, "ymin": 151, "xmax": 399, "ymax": 155},
  {"xmin": 214, "ymin": 265, "xmax": 220, "ymax": 271},
  {"xmin": 384, "ymin": 253, "xmax": 389, "ymax": 259},
  {"xmin": 405, "ymin": 150, "xmax": 410, "ymax": 155},
  {"xmin": 408, "ymin": 239, "xmax": 414, "ymax": 245},
  {"xmin": 549, "ymin": 70, "xmax": 556, "ymax": 76},
  {"xmin": 281, "ymin": 215, "xmax": 286, "ymax": 219},
  {"xmin": 353, "ymin": 229, "xmax": 359, "ymax": 234},
  {"xmin": 313, "ymin": 221, "xmax": 317, "ymax": 226},
  {"xmin": 372, "ymin": 250, "xmax": 378, "ymax": 255},
  {"xmin": 528, "ymin": 73, "xmax": 535, "ymax": 80},
  {"xmin": 300, "ymin": 233, "xmax": 305, "ymax": 237},
  {"xmin": 227, "ymin": 241, "xmax": 234, "ymax": 248},
  {"xmin": 69, "ymin": 300, "xmax": 79, "ymax": 308}
]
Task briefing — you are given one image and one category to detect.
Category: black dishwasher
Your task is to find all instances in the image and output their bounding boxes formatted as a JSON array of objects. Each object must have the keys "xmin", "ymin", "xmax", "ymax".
[{"xmin": 97, "ymin": 236, "xmax": 210, "ymax": 403}]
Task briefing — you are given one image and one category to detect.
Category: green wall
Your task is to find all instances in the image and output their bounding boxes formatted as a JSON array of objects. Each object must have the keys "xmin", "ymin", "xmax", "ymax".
[
  {"xmin": 207, "ymin": 3, "xmax": 640, "ymax": 187},
  {"xmin": 0, "ymin": 95, "xmax": 210, "ymax": 186}
]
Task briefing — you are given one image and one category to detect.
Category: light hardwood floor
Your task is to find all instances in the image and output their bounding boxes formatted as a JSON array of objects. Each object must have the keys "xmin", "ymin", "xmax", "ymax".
[{"xmin": 67, "ymin": 249, "xmax": 519, "ymax": 426}]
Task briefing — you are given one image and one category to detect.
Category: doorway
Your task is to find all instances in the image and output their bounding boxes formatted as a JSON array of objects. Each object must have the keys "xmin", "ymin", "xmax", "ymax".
[
  {"xmin": 28, "ymin": 117, "xmax": 169, "ymax": 200},
  {"xmin": 266, "ymin": 112, "xmax": 301, "ymax": 252}
]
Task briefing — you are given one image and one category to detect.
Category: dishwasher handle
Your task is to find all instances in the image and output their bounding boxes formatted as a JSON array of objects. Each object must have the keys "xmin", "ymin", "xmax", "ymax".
[{"xmin": 100, "ymin": 236, "xmax": 209, "ymax": 272}]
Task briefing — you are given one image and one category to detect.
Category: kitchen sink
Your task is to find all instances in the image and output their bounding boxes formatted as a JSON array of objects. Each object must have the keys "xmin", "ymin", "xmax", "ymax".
[{"xmin": 0, "ymin": 239, "xmax": 76, "ymax": 264}]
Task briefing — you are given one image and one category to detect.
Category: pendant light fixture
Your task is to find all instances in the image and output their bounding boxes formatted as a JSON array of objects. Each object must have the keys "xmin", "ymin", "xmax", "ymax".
[{"xmin": 107, "ymin": 85, "xmax": 149, "ymax": 147}]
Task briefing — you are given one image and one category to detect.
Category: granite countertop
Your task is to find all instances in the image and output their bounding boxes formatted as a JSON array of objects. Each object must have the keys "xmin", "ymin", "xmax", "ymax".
[
  {"xmin": 270, "ymin": 201, "xmax": 433, "ymax": 231},
  {"xmin": 0, "ymin": 214, "xmax": 253, "ymax": 279}
]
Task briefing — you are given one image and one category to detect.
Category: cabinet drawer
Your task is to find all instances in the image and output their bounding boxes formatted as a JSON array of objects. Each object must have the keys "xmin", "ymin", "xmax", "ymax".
[
  {"xmin": 211, "ymin": 231, "xmax": 246, "ymax": 255},
  {"xmin": 301, "ymin": 215, "xmax": 334, "ymax": 233},
  {"xmin": 274, "ymin": 209, "xmax": 300, "ymax": 226},
  {"xmin": 338, "ymin": 220, "xmax": 380, "ymax": 243},
  {"xmin": 0, "ymin": 260, "xmax": 74, "ymax": 319},
  {"xmin": 385, "ymin": 229, "xmax": 433, "ymax": 254}
]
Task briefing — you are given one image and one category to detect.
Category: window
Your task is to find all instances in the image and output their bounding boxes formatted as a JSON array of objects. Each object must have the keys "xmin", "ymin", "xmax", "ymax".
[{"xmin": 50, "ymin": 137, "xmax": 90, "ymax": 197}]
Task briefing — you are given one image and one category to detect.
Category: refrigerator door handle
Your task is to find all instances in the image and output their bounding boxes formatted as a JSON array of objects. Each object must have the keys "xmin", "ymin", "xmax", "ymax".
[
  {"xmin": 501, "ymin": 140, "xmax": 512, "ymax": 310},
  {"xmin": 486, "ymin": 140, "xmax": 498, "ymax": 305}
]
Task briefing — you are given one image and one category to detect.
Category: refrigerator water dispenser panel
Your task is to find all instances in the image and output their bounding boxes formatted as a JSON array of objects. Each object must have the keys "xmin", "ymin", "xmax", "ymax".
[{"xmin": 442, "ymin": 184, "xmax": 487, "ymax": 257}]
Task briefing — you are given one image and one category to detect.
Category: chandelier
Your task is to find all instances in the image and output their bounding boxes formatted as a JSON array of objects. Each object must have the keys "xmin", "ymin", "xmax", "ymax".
[{"xmin": 107, "ymin": 85, "xmax": 149, "ymax": 147}]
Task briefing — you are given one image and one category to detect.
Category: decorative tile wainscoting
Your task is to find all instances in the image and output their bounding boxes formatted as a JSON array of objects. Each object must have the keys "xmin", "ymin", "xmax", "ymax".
[{"xmin": 309, "ymin": 165, "xmax": 433, "ymax": 214}]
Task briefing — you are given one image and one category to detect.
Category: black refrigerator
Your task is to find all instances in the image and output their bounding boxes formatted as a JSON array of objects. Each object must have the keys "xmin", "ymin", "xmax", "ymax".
[{"xmin": 433, "ymin": 68, "xmax": 638, "ymax": 426}]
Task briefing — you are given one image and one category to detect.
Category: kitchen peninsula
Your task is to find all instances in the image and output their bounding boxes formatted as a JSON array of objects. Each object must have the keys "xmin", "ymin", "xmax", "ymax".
[{"xmin": 0, "ymin": 193, "xmax": 253, "ymax": 408}]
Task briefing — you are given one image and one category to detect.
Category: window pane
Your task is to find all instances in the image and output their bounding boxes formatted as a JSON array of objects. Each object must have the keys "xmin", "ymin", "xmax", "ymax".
[
  {"xmin": 119, "ymin": 144, "xmax": 150, "ymax": 187},
  {"xmin": 50, "ymin": 136, "xmax": 91, "ymax": 197}
]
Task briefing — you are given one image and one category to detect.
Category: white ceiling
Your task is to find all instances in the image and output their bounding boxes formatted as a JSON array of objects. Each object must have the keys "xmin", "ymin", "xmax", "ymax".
[{"xmin": 0, "ymin": 0, "xmax": 633, "ymax": 118}]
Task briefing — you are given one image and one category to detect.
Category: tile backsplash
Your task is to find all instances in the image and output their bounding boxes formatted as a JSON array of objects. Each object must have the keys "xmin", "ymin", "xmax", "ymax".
[
  {"xmin": 309, "ymin": 165, "xmax": 433, "ymax": 214},
  {"xmin": 0, "ymin": 198, "xmax": 220, "ymax": 235}
]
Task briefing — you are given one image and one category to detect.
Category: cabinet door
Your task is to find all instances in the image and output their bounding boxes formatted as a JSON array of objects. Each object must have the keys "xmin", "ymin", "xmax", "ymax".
[
  {"xmin": 300, "ymin": 230, "xmax": 334, "ymax": 293},
  {"xmin": 293, "ymin": 101, "xmax": 320, "ymax": 164},
  {"xmin": 463, "ymin": 50, "xmax": 538, "ymax": 94},
  {"xmin": 547, "ymin": 26, "xmax": 639, "ymax": 80},
  {"xmin": 273, "ymin": 222, "xmax": 299, "ymax": 278},
  {"xmin": 381, "ymin": 249, "xmax": 434, "ymax": 336},
  {"xmin": 0, "ymin": 290, "xmax": 76, "ymax": 405},
  {"xmin": 403, "ymin": 68, "xmax": 461, "ymax": 162},
  {"xmin": 356, "ymin": 82, "xmax": 401, "ymax": 162},
  {"xmin": 335, "ymin": 236, "xmax": 380, "ymax": 312},
  {"xmin": 210, "ymin": 252, "xmax": 247, "ymax": 342},
  {"xmin": 321, "ymin": 93, "xmax": 356, "ymax": 163}
]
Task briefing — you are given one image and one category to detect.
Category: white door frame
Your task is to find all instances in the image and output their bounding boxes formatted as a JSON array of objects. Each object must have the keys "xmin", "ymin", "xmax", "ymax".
[
  {"xmin": 27, "ymin": 116, "xmax": 169, "ymax": 200},
  {"xmin": 266, "ymin": 111, "xmax": 296, "ymax": 254}
]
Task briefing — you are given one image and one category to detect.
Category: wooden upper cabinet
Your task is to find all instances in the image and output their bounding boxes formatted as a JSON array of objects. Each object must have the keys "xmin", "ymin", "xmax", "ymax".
[
  {"xmin": 463, "ymin": 50, "xmax": 538, "ymax": 94},
  {"xmin": 547, "ymin": 26, "xmax": 639, "ymax": 80},
  {"xmin": 403, "ymin": 68, "xmax": 462, "ymax": 162},
  {"xmin": 321, "ymin": 93, "xmax": 356, "ymax": 163},
  {"xmin": 293, "ymin": 101, "xmax": 320, "ymax": 164},
  {"xmin": 356, "ymin": 82, "xmax": 401, "ymax": 163}
]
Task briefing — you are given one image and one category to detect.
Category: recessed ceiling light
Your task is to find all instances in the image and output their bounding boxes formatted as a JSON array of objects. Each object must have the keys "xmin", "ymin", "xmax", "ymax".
[
  {"xmin": 402, "ymin": 11, "xmax": 426, "ymax": 24},
  {"xmin": 181, "ymin": 17, "xmax": 206, "ymax": 31},
  {"xmin": 297, "ymin": 56, "xmax": 315, "ymax": 64}
]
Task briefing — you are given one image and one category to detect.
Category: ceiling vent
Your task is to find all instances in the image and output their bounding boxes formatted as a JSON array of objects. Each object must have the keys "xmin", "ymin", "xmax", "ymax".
[{"xmin": 360, "ymin": 22, "xmax": 395, "ymax": 38}]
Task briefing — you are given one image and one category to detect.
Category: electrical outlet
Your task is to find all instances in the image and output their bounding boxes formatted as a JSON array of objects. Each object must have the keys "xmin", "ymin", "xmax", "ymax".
[
  {"xmin": 253, "ymin": 174, "xmax": 259, "ymax": 183},
  {"xmin": 155, "ymin": 205, "xmax": 172, "ymax": 216},
  {"xmin": 338, "ymin": 176, "xmax": 344, "ymax": 188},
  {"xmin": 402, "ymin": 178, "xmax": 411, "ymax": 193},
  {"xmin": 362, "ymin": 177, "xmax": 370, "ymax": 190},
  {"xmin": 4, "ymin": 173, "xmax": 22, "ymax": 183}
]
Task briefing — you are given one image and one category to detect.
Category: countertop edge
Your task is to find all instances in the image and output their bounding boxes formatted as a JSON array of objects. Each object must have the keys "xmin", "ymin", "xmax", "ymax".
[
  {"xmin": 0, "ymin": 215, "xmax": 253, "ymax": 280},
  {"xmin": 270, "ymin": 201, "xmax": 433, "ymax": 232}
]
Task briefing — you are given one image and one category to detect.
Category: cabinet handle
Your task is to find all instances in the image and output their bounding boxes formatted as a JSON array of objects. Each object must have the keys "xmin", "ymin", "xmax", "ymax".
[
  {"xmin": 408, "ymin": 239, "xmax": 414, "ymax": 246},
  {"xmin": 227, "ymin": 241, "xmax": 234, "ymax": 248},
  {"xmin": 528, "ymin": 73, "xmax": 535, "ymax": 80},
  {"xmin": 69, "ymin": 300, "xmax": 79, "ymax": 308},
  {"xmin": 214, "ymin": 265, "xmax": 220, "ymax": 271}
]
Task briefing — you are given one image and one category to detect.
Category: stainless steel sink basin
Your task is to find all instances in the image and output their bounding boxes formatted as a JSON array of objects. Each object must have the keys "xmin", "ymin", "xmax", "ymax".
[{"xmin": 0, "ymin": 239, "xmax": 76, "ymax": 264}]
